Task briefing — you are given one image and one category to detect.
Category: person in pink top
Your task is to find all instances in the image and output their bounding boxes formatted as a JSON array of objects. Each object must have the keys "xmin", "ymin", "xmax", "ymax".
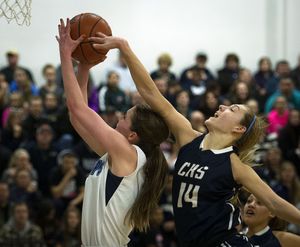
[{"xmin": 267, "ymin": 96, "xmax": 289, "ymax": 135}]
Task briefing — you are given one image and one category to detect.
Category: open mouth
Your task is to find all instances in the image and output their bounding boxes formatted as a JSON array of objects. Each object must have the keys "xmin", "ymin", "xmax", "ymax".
[{"xmin": 245, "ymin": 209, "xmax": 255, "ymax": 216}]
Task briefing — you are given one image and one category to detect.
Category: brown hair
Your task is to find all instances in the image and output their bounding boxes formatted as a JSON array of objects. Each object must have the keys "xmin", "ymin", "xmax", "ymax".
[
  {"xmin": 127, "ymin": 104, "xmax": 169, "ymax": 232},
  {"xmin": 235, "ymin": 107, "xmax": 268, "ymax": 166}
]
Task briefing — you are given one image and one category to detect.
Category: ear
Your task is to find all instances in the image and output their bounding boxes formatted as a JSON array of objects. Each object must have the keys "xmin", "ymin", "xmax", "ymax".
[
  {"xmin": 127, "ymin": 131, "xmax": 139, "ymax": 144},
  {"xmin": 269, "ymin": 211, "xmax": 275, "ymax": 219},
  {"xmin": 232, "ymin": 125, "xmax": 246, "ymax": 134}
]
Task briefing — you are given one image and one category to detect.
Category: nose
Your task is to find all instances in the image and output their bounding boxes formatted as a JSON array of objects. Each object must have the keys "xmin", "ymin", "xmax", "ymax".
[
  {"xmin": 219, "ymin": 105, "xmax": 226, "ymax": 111},
  {"xmin": 247, "ymin": 201, "xmax": 255, "ymax": 208}
]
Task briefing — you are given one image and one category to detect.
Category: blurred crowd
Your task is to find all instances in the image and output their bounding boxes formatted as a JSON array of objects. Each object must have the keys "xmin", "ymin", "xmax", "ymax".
[{"xmin": 0, "ymin": 49, "xmax": 300, "ymax": 246}]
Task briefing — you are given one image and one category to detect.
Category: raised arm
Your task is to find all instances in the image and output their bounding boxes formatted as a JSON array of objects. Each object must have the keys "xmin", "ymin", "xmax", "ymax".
[
  {"xmin": 56, "ymin": 18, "xmax": 136, "ymax": 176},
  {"xmin": 89, "ymin": 34, "xmax": 199, "ymax": 147},
  {"xmin": 231, "ymin": 154, "xmax": 300, "ymax": 225}
]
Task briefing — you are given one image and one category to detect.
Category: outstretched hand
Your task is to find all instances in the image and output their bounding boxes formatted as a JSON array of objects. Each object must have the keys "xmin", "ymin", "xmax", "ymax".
[
  {"xmin": 56, "ymin": 18, "xmax": 85, "ymax": 57},
  {"xmin": 88, "ymin": 32, "xmax": 125, "ymax": 52}
]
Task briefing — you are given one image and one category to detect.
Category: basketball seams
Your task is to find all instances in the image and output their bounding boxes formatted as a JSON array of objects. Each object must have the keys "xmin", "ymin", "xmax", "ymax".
[
  {"xmin": 89, "ymin": 17, "xmax": 108, "ymax": 56},
  {"xmin": 78, "ymin": 14, "xmax": 89, "ymax": 64},
  {"xmin": 70, "ymin": 13, "xmax": 111, "ymax": 64}
]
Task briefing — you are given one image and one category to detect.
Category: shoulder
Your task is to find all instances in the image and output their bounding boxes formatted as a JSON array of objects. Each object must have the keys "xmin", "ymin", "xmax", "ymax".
[{"xmin": 230, "ymin": 153, "xmax": 253, "ymax": 183}]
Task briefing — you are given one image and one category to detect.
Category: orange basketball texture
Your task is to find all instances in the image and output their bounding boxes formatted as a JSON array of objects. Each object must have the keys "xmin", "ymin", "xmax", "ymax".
[{"xmin": 70, "ymin": 13, "xmax": 112, "ymax": 64}]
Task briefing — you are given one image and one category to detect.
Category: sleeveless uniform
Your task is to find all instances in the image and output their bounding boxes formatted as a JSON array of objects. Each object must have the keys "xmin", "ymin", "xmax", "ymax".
[
  {"xmin": 172, "ymin": 134, "xmax": 251, "ymax": 247},
  {"xmin": 81, "ymin": 145, "xmax": 146, "ymax": 247},
  {"xmin": 249, "ymin": 226, "xmax": 281, "ymax": 247}
]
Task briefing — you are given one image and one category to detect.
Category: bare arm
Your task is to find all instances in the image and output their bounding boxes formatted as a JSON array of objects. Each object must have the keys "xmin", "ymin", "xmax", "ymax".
[
  {"xmin": 69, "ymin": 62, "xmax": 107, "ymax": 156},
  {"xmin": 231, "ymin": 154, "xmax": 300, "ymax": 225},
  {"xmin": 273, "ymin": 231, "xmax": 300, "ymax": 247},
  {"xmin": 89, "ymin": 34, "xmax": 199, "ymax": 147},
  {"xmin": 56, "ymin": 18, "xmax": 136, "ymax": 176}
]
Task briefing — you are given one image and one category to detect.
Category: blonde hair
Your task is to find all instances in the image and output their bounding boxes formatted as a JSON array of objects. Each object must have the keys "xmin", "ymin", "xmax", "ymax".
[
  {"xmin": 158, "ymin": 53, "xmax": 172, "ymax": 66},
  {"xmin": 235, "ymin": 107, "xmax": 267, "ymax": 166}
]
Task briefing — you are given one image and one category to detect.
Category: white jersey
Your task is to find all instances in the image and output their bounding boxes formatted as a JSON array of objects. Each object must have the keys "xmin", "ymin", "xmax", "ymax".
[{"xmin": 81, "ymin": 145, "xmax": 146, "ymax": 247}]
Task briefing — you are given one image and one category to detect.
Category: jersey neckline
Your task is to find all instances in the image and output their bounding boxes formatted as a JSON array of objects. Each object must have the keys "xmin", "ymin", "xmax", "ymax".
[{"xmin": 199, "ymin": 135, "xmax": 234, "ymax": 154}]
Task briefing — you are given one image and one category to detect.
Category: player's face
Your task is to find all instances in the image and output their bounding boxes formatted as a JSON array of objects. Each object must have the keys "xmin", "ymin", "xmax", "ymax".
[
  {"xmin": 115, "ymin": 107, "xmax": 135, "ymax": 138},
  {"xmin": 205, "ymin": 104, "xmax": 247, "ymax": 134},
  {"xmin": 243, "ymin": 194, "xmax": 273, "ymax": 228}
]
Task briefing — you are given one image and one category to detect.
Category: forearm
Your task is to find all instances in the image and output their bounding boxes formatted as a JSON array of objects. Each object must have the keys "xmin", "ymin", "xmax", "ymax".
[
  {"xmin": 118, "ymin": 40, "xmax": 171, "ymax": 114},
  {"xmin": 272, "ymin": 196, "xmax": 300, "ymax": 225},
  {"xmin": 76, "ymin": 64, "xmax": 89, "ymax": 104},
  {"xmin": 60, "ymin": 53, "xmax": 86, "ymax": 111}
]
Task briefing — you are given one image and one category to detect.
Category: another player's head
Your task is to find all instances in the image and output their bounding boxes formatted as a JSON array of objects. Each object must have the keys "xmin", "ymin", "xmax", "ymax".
[
  {"xmin": 205, "ymin": 104, "xmax": 266, "ymax": 165},
  {"xmin": 243, "ymin": 194, "xmax": 286, "ymax": 233},
  {"xmin": 117, "ymin": 104, "xmax": 169, "ymax": 231}
]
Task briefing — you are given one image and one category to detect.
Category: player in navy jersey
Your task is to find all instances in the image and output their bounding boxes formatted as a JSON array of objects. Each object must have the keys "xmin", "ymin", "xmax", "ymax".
[
  {"xmin": 56, "ymin": 19, "xmax": 170, "ymax": 247},
  {"xmin": 90, "ymin": 33, "xmax": 300, "ymax": 247},
  {"xmin": 243, "ymin": 194, "xmax": 300, "ymax": 247}
]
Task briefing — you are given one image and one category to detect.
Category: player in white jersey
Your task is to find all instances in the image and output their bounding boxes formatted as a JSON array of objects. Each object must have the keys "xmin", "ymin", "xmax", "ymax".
[{"xmin": 56, "ymin": 19, "xmax": 170, "ymax": 247}]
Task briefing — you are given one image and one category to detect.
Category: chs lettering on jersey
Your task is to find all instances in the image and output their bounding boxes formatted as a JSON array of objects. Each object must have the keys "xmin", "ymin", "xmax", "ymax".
[{"xmin": 172, "ymin": 134, "xmax": 242, "ymax": 247}]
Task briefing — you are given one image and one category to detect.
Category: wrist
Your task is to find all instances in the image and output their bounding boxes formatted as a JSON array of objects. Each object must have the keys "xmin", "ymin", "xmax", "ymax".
[{"xmin": 118, "ymin": 38, "xmax": 129, "ymax": 51}]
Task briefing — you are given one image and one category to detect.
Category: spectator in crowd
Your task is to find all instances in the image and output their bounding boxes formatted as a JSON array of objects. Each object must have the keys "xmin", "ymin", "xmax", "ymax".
[
  {"xmin": 0, "ymin": 50, "xmax": 34, "ymax": 84},
  {"xmin": 267, "ymin": 96, "xmax": 289, "ymax": 136},
  {"xmin": 1, "ymin": 148, "xmax": 38, "ymax": 186},
  {"xmin": 9, "ymin": 68, "xmax": 38, "ymax": 102},
  {"xmin": 227, "ymin": 81, "xmax": 252, "ymax": 105},
  {"xmin": 49, "ymin": 149, "xmax": 85, "ymax": 217},
  {"xmin": 180, "ymin": 52, "xmax": 214, "ymax": 90},
  {"xmin": 174, "ymin": 90, "xmax": 192, "ymax": 119},
  {"xmin": 189, "ymin": 110, "xmax": 206, "ymax": 133},
  {"xmin": 9, "ymin": 169, "xmax": 42, "ymax": 215},
  {"xmin": 134, "ymin": 206, "xmax": 172, "ymax": 247},
  {"xmin": 151, "ymin": 53, "xmax": 176, "ymax": 84},
  {"xmin": 98, "ymin": 70, "xmax": 128, "ymax": 114},
  {"xmin": 36, "ymin": 199, "xmax": 62, "ymax": 247},
  {"xmin": 21, "ymin": 96, "xmax": 45, "ymax": 142},
  {"xmin": 0, "ymin": 182, "xmax": 11, "ymax": 228},
  {"xmin": 255, "ymin": 147, "xmax": 283, "ymax": 188},
  {"xmin": 246, "ymin": 98, "xmax": 260, "ymax": 115},
  {"xmin": 254, "ymin": 57, "xmax": 275, "ymax": 110},
  {"xmin": 272, "ymin": 161, "xmax": 300, "ymax": 206},
  {"xmin": 1, "ymin": 91, "xmax": 24, "ymax": 128},
  {"xmin": 39, "ymin": 64, "xmax": 63, "ymax": 104},
  {"xmin": 57, "ymin": 206, "xmax": 81, "ymax": 247},
  {"xmin": 43, "ymin": 92, "xmax": 61, "ymax": 129},
  {"xmin": 0, "ymin": 202, "xmax": 45, "ymax": 246},
  {"xmin": 73, "ymin": 140, "xmax": 99, "ymax": 175},
  {"xmin": 265, "ymin": 77, "xmax": 300, "ymax": 114},
  {"xmin": 1, "ymin": 109, "xmax": 25, "ymax": 151},
  {"xmin": 265, "ymin": 60, "xmax": 291, "ymax": 97},
  {"xmin": 278, "ymin": 109, "xmax": 300, "ymax": 174},
  {"xmin": 217, "ymin": 53, "xmax": 240, "ymax": 96},
  {"xmin": 197, "ymin": 90, "xmax": 220, "ymax": 119},
  {"xmin": 106, "ymin": 51, "xmax": 136, "ymax": 95},
  {"xmin": 23, "ymin": 123, "xmax": 58, "ymax": 196}
]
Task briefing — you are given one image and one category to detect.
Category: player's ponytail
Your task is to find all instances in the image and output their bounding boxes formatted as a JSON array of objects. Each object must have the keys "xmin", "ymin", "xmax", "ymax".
[{"xmin": 126, "ymin": 104, "xmax": 169, "ymax": 232}]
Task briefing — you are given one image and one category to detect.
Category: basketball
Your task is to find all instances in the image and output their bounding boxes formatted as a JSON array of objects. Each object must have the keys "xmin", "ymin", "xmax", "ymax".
[{"xmin": 70, "ymin": 13, "xmax": 112, "ymax": 64}]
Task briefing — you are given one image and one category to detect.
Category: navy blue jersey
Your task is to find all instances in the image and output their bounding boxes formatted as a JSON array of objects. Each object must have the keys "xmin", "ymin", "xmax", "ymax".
[
  {"xmin": 172, "ymin": 134, "xmax": 242, "ymax": 247},
  {"xmin": 249, "ymin": 227, "xmax": 281, "ymax": 247}
]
